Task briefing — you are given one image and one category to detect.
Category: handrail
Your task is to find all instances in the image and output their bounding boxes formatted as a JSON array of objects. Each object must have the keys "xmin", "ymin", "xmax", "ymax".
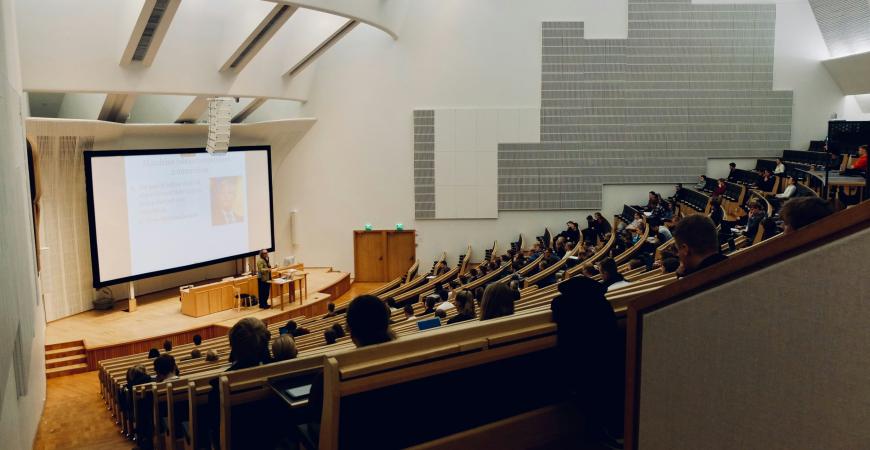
[
  {"xmin": 458, "ymin": 245, "xmax": 473, "ymax": 274},
  {"xmin": 614, "ymin": 216, "xmax": 649, "ymax": 266},
  {"xmin": 624, "ymin": 200, "xmax": 870, "ymax": 450},
  {"xmin": 565, "ymin": 222, "xmax": 617, "ymax": 278},
  {"xmin": 522, "ymin": 244, "xmax": 581, "ymax": 288}
]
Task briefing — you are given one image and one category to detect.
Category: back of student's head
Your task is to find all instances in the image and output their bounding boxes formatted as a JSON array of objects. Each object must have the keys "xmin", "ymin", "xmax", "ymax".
[
  {"xmin": 192, "ymin": 334, "xmax": 202, "ymax": 346},
  {"xmin": 327, "ymin": 302, "xmax": 336, "ymax": 312},
  {"xmin": 598, "ymin": 257, "xmax": 620, "ymax": 281},
  {"xmin": 780, "ymin": 197, "xmax": 834, "ymax": 233},
  {"xmin": 454, "ymin": 290, "xmax": 475, "ymax": 317},
  {"xmin": 148, "ymin": 348, "xmax": 160, "ymax": 359},
  {"xmin": 228, "ymin": 317, "xmax": 271, "ymax": 367},
  {"xmin": 661, "ymin": 257, "xmax": 680, "ymax": 274},
  {"xmin": 271, "ymin": 335, "xmax": 298, "ymax": 362},
  {"xmin": 434, "ymin": 309, "xmax": 447, "ymax": 319},
  {"xmin": 126, "ymin": 364, "xmax": 151, "ymax": 386},
  {"xmin": 324, "ymin": 329, "xmax": 337, "ymax": 345},
  {"xmin": 480, "ymin": 283, "xmax": 517, "ymax": 321},
  {"xmin": 205, "ymin": 350, "xmax": 219, "ymax": 362},
  {"xmin": 671, "ymin": 214, "xmax": 718, "ymax": 255},
  {"xmin": 331, "ymin": 323, "xmax": 345, "ymax": 338},
  {"xmin": 190, "ymin": 348, "xmax": 201, "ymax": 359},
  {"xmin": 425, "ymin": 296, "xmax": 436, "ymax": 310},
  {"xmin": 285, "ymin": 320, "xmax": 298, "ymax": 332},
  {"xmin": 153, "ymin": 354, "xmax": 176, "ymax": 379},
  {"xmin": 163, "ymin": 339, "xmax": 172, "ymax": 352},
  {"xmin": 403, "ymin": 304, "xmax": 414, "ymax": 316},
  {"xmin": 628, "ymin": 259, "xmax": 644, "ymax": 270},
  {"xmin": 346, "ymin": 295, "xmax": 394, "ymax": 347},
  {"xmin": 384, "ymin": 296, "xmax": 398, "ymax": 309}
]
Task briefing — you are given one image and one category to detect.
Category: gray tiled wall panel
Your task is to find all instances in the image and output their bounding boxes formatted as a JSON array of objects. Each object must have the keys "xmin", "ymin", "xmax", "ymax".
[
  {"xmin": 808, "ymin": 0, "xmax": 870, "ymax": 58},
  {"xmin": 413, "ymin": 110, "xmax": 435, "ymax": 219},
  {"xmin": 497, "ymin": 0, "xmax": 791, "ymax": 210}
]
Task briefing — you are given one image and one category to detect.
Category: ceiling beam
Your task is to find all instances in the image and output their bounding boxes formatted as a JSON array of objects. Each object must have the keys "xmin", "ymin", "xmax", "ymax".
[
  {"xmin": 120, "ymin": 0, "xmax": 182, "ymax": 66},
  {"xmin": 220, "ymin": 5, "xmax": 297, "ymax": 74},
  {"xmin": 175, "ymin": 96, "xmax": 209, "ymax": 123},
  {"xmin": 98, "ymin": 94, "xmax": 137, "ymax": 123},
  {"xmin": 231, "ymin": 98, "xmax": 268, "ymax": 124},
  {"xmin": 284, "ymin": 19, "xmax": 358, "ymax": 78}
]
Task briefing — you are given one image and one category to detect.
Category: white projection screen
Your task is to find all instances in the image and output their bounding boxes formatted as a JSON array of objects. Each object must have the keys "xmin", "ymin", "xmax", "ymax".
[{"xmin": 84, "ymin": 146, "xmax": 274, "ymax": 287}]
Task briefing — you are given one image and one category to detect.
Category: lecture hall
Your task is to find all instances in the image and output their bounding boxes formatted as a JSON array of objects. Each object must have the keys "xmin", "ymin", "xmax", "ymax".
[{"xmin": 1, "ymin": 0, "xmax": 869, "ymax": 449}]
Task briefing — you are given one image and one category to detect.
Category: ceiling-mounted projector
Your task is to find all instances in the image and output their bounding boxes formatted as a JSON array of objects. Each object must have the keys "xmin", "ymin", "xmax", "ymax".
[{"xmin": 207, "ymin": 97, "xmax": 232, "ymax": 154}]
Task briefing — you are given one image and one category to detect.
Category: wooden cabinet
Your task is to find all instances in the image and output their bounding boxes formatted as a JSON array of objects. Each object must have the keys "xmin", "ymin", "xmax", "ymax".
[{"xmin": 353, "ymin": 230, "xmax": 416, "ymax": 282}]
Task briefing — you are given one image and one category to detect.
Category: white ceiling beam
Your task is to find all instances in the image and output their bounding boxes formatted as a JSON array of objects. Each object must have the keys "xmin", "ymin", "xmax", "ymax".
[
  {"xmin": 220, "ymin": 5, "xmax": 297, "ymax": 74},
  {"xmin": 120, "ymin": 0, "xmax": 182, "ymax": 66},
  {"xmin": 284, "ymin": 19, "xmax": 358, "ymax": 78},
  {"xmin": 175, "ymin": 96, "xmax": 209, "ymax": 123},
  {"xmin": 231, "ymin": 98, "xmax": 268, "ymax": 124},
  {"xmin": 98, "ymin": 93, "xmax": 137, "ymax": 123}
]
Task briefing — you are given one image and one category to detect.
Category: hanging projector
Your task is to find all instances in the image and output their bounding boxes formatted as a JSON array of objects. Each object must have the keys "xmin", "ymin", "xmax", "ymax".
[{"xmin": 206, "ymin": 97, "xmax": 232, "ymax": 154}]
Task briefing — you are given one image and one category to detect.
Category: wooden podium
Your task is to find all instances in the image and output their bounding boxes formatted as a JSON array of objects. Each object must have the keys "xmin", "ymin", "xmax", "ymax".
[
  {"xmin": 353, "ymin": 230, "xmax": 415, "ymax": 282},
  {"xmin": 179, "ymin": 276, "xmax": 257, "ymax": 317}
]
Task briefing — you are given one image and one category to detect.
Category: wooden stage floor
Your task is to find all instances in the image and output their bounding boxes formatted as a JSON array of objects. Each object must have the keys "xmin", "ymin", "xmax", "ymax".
[{"xmin": 46, "ymin": 268, "xmax": 349, "ymax": 347}]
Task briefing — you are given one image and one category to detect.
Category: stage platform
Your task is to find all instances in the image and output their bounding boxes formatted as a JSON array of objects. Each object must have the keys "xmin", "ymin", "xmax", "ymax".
[{"xmin": 45, "ymin": 267, "xmax": 351, "ymax": 368}]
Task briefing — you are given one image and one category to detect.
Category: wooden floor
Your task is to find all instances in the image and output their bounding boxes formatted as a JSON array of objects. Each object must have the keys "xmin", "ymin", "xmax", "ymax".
[
  {"xmin": 46, "ymin": 268, "xmax": 349, "ymax": 347},
  {"xmin": 34, "ymin": 370, "xmax": 130, "ymax": 450}
]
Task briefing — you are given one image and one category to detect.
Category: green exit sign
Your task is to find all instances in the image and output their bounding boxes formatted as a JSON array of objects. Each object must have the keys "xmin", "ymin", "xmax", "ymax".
[
  {"xmin": 395, "ymin": 223, "xmax": 404, "ymax": 230},
  {"xmin": 364, "ymin": 223, "xmax": 373, "ymax": 231}
]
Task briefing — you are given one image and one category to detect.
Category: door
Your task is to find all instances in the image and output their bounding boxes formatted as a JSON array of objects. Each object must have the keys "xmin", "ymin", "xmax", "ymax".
[
  {"xmin": 386, "ymin": 231, "xmax": 416, "ymax": 280},
  {"xmin": 354, "ymin": 231, "xmax": 386, "ymax": 282}
]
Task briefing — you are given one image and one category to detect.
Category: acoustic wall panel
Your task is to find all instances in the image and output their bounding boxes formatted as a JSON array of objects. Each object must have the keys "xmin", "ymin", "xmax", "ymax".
[
  {"xmin": 498, "ymin": 1, "xmax": 792, "ymax": 211},
  {"xmin": 413, "ymin": 110, "xmax": 435, "ymax": 219},
  {"xmin": 413, "ymin": 0, "xmax": 793, "ymax": 216},
  {"xmin": 808, "ymin": 0, "xmax": 870, "ymax": 58}
]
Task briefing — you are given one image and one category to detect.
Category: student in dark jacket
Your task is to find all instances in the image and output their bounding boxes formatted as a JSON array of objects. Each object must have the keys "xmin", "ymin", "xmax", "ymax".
[
  {"xmin": 550, "ymin": 277, "xmax": 624, "ymax": 445},
  {"xmin": 593, "ymin": 212, "xmax": 611, "ymax": 239}
]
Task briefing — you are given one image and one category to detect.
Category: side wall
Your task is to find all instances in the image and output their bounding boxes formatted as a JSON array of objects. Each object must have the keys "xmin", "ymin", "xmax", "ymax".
[
  {"xmin": 0, "ymin": 0, "xmax": 46, "ymax": 447},
  {"xmin": 271, "ymin": 0, "xmax": 857, "ymax": 273},
  {"xmin": 638, "ymin": 227, "xmax": 870, "ymax": 449}
]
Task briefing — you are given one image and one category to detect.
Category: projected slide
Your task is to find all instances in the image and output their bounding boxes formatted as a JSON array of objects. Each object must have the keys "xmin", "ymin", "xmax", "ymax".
[{"xmin": 84, "ymin": 147, "xmax": 274, "ymax": 287}]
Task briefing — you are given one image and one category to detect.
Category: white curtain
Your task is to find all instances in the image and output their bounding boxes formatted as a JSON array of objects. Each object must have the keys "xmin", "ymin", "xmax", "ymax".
[{"xmin": 37, "ymin": 135, "xmax": 95, "ymax": 321}]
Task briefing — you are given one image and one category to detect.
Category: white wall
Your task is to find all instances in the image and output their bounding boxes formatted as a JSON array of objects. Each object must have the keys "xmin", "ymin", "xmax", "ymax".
[
  {"xmin": 0, "ymin": 0, "xmax": 45, "ymax": 447},
  {"xmin": 271, "ymin": 0, "xmax": 855, "ymax": 274}
]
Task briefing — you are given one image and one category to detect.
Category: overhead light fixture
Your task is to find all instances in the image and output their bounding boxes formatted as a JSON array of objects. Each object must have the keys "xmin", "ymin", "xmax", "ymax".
[{"xmin": 207, "ymin": 97, "xmax": 232, "ymax": 154}]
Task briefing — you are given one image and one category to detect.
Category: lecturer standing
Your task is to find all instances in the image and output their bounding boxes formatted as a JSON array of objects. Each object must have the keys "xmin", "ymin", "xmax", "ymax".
[{"xmin": 257, "ymin": 249, "xmax": 272, "ymax": 309}]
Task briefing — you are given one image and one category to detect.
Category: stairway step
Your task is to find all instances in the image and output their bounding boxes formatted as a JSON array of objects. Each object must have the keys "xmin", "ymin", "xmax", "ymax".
[
  {"xmin": 46, "ymin": 363, "xmax": 89, "ymax": 378},
  {"xmin": 45, "ymin": 346, "xmax": 85, "ymax": 357},
  {"xmin": 45, "ymin": 340, "xmax": 85, "ymax": 351},
  {"xmin": 46, "ymin": 354, "xmax": 87, "ymax": 369}
]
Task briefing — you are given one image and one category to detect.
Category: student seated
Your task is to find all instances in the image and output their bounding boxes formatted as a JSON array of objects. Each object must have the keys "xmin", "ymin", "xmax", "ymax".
[
  {"xmin": 193, "ymin": 334, "xmax": 202, "ymax": 346},
  {"xmin": 757, "ymin": 168, "xmax": 775, "ymax": 192},
  {"xmin": 625, "ymin": 211, "xmax": 643, "ymax": 231},
  {"xmin": 153, "ymin": 354, "xmax": 179, "ymax": 383},
  {"xmin": 708, "ymin": 197, "xmax": 723, "ymax": 226},
  {"xmin": 446, "ymin": 290, "xmax": 476, "ymax": 324},
  {"xmin": 672, "ymin": 215, "xmax": 727, "ymax": 277},
  {"xmin": 403, "ymin": 304, "xmax": 416, "ymax": 321},
  {"xmin": 346, "ymin": 295, "xmax": 395, "ymax": 347},
  {"xmin": 205, "ymin": 350, "xmax": 219, "ymax": 362},
  {"xmin": 776, "ymin": 176, "xmax": 798, "ymax": 199},
  {"xmin": 479, "ymin": 283, "xmax": 518, "ymax": 321},
  {"xmin": 780, "ymin": 197, "xmax": 834, "ymax": 234},
  {"xmin": 271, "ymin": 335, "xmax": 298, "ymax": 362},
  {"xmin": 774, "ymin": 157, "xmax": 786, "ymax": 174},
  {"xmin": 163, "ymin": 339, "xmax": 173, "ymax": 353},
  {"xmin": 735, "ymin": 200, "xmax": 767, "ymax": 239},
  {"xmin": 228, "ymin": 317, "xmax": 272, "ymax": 370},
  {"xmin": 331, "ymin": 323, "xmax": 346, "ymax": 339},
  {"xmin": 323, "ymin": 302, "xmax": 337, "ymax": 318},
  {"xmin": 190, "ymin": 349, "xmax": 201, "ymax": 359},
  {"xmin": 285, "ymin": 320, "xmax": 310, "ymax": 337},
  {"xmin": 421, "ymin": 296, "xmax": 437, "ymax": 315},
  {"xmin": 661, "ymin": 257, "xmax": 680, "ymax": 274},
  {"xmin": 598, "ymin": 257, "xmax": 629, "ymax": 291},
  {"xmin": 323, "ymin": 329, "xmax": 337, "ymax": 345},
  {"xmin": 593, "ymin": 212, "xmax": 612, "ymax": 238},
  {"xmin": 147, "ymin": 348, "xmax": 160, "ymax": 359},
  {"xmin": 549, "ymin": 277, "xmax": 624, "ymax": 445}
]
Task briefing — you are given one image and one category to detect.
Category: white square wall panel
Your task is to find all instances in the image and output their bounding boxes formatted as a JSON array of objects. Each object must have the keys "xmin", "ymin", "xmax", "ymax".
[
  {"xmin": 476, "ymin": 185, "xmax": 498, "ymax": 218},
  {"xmin": 518, "ymin": 108, "xmax": 541, "ymax": 142},
  {"xmin": 476, "ymin": 151, "xmax": 498, "ymax": 187},
  {"xmin": 454, "ymin": 186, "xmax": 478, "ymax": 218},
  {"xmin": 434, "ymin": 151, "xmax": 455, "ymax": 186},
  {"xmin": 454, "ymin": 109, "xmax": 477, "ymax": 152},
  {"xmin": 453, "ymin": 151, "xmax": 477, "ymax": 186},
  {"xmin": 434, "ymin": 109, "xmax": 456, "ymax": 152},
  {"xmin": 475, "ymin": 109, "xmax": 499, "ymax": 152},
  {"xmin": 435, "ymin": 185, "xmax": 456, "ymax": 219},
  {"xmin": 497, "ymin": 109, "xmax": 520, "ymax": 143}
]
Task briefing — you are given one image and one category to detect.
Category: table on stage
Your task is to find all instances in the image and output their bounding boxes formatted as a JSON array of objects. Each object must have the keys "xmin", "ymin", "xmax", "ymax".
[
  {"xmin": 268, "ymin": 271, "xmax": 309, "ymax": 310},
  {"xmin": 179, "ymin": 275, "xmax": 257, "ymax": 317}
]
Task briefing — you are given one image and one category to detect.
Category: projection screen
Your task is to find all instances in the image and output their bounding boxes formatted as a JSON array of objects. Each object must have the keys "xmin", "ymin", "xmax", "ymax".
[{"xmin": 84, "ymin": 146, "xmax": 274, "ymax": 288}]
